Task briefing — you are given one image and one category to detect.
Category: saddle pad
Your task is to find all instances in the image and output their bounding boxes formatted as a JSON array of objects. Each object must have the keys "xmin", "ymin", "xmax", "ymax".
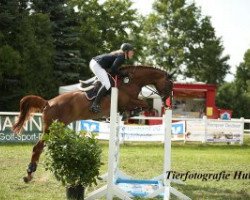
[{"xmin": 84, "ymin": 83, "xmax": 101, "ymax": 100}]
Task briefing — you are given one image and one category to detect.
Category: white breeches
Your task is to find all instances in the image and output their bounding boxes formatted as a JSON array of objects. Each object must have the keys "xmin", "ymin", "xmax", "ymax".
[{"xmin": 89, "ymin": 59, "xmax": 111, "ymax": 90}]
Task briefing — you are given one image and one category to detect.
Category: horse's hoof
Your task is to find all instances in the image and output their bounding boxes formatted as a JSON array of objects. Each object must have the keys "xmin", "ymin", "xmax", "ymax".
[{"xmin": 23, "ymin": 176, "xmax": 31, "ymax": 183}]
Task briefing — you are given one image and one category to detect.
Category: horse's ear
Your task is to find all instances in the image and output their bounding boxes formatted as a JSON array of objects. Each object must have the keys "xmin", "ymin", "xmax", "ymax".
[{"xmin": 166, "ymin": 70, "xmax": 176, "ymax": 79}]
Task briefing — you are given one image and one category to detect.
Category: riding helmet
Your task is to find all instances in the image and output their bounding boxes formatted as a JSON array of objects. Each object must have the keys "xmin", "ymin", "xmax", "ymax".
[{"xmin": 120, "ymin": 43, "xmax": 134, "ymax": 52}]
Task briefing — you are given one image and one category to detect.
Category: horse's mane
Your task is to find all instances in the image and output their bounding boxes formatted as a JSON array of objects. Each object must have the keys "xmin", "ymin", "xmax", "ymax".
[{"xmin": 120, "ymin": 65, "xmax": 169, "ymax": 74}]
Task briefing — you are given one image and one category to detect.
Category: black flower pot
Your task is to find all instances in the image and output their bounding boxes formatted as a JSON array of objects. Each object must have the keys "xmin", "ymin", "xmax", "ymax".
[{"xmin": 66, "ymin": 185, "xmax": 84, "ymax": 200}]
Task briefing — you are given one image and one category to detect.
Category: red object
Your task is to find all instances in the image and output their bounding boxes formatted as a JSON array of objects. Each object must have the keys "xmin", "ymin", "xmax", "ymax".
[
  {"xmin": 148, "ymin": 119, "xmax": 162, "ymax": 125},
  {"xmin": 144, "ymin": 110, "xmax": 162, "ymax": 125},
  {"xmin": 165, "ymin": 97, "xmax": 171, "ymax": 108},
  {"xmin": 171, "ymin": 83, "xmax": 232, "ymax": 119}
]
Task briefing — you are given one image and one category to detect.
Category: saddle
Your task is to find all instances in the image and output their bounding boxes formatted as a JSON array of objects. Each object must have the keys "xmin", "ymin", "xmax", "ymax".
[{"xmin": 79, "ymin": 75, "xmax": 115, "ymax": 100}]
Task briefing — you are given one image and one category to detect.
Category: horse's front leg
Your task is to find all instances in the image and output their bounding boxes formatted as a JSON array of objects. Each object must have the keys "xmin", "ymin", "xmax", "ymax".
[
  {"xmin": 23, "ymin": 140, "xmax": 45, "ymax": 183},
  {"xmin": 129, "ymin": 98, "xmax": 149, "ymax": 110}
]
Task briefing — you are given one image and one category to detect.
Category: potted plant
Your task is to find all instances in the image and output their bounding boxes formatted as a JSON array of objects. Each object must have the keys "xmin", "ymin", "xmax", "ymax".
[{"xmin": 43, "ymin": 121, "xmax": 102, "ymax": 200}]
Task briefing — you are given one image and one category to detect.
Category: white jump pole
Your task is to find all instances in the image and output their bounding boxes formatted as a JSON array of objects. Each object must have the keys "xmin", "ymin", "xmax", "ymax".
[
  {"xmin": 107, "ymin": 87, "xmax": 134, "ymax": 199},
  {"xmin": 85, "ymin": 87, "xmax": 132, "ymax": 200},
  {"xmin": 106, "ymin": 87, "xmax": 133, "ymax": 200},
  {"xmin": 164, "ymin": 109, "xmax": 172, "ymax": 199},
  {"xmin": 147, "ymin": 109, "xmax": 191, "ymax": 200},
  {"xmin": 106, "ymin": 87, "xmax": 119, "ymax": 199},
  {"xmin": 86, "ymin": 88, "xmax": 190, "ymax": 200},
  {"xmin": 164, "ymin": 109, "xmax": 191, "ymax": 200}
]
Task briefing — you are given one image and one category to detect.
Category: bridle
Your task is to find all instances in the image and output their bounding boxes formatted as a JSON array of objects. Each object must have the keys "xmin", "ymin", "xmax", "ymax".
[
  {"xmin": 140, "ymin": 81, "xmax": 173, "ymax": 103},
  {"xmin": 123, "ymin": 66, "xmax": 173, "ymax": 102},
  {"xmin": 140, "ymin": 85, "xmax": 160, "ymax": 98}
]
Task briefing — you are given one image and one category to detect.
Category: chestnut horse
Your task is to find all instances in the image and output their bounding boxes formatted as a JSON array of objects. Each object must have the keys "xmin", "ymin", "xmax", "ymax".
[{"xmin": 13, "ymin": 65, "xmax": 173, "ymax": 182}]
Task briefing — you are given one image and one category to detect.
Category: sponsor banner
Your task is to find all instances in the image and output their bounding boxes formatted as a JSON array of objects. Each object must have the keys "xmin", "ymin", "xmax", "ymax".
[
  {"xmin": 0, "ymin": 112, "xmax": 78, "ymax": 143},
  {"xmin": 120, "ymin": 124, "xmax": 164, "ymax": 141},
  {"xmin": 172, "ymin": 121, "xmax": 185, "ymax": 140},
  {"xmin": 0, "ymin": 113, "xmax": 42, "ymax": 143},
  {"xmin": 185, "ymin": 120, "xmax": 206, "ymax": 142},
  {"xmin": 185, "ymin": 119, "xmax": 243, "ymax": 143},
  {"xmin": 79, "ymin": 120, "xmax": 185, "ymax": 142},
  {"xmin": 206, "ymin": 121, "xmax": 243, "ymax": 143},
  {"xmin": 80, "ymin": 120, "xmax": 111, "ymax": 140}
]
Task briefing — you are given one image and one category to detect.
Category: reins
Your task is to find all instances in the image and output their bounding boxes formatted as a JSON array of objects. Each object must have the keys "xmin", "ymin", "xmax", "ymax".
[
  {"xmin": 140, "ymin": 85, "xmax": 161, "ymax": 98},
  {"xmin": 127, "ymin": 66, "xmax": 166, "ymax": 98}
]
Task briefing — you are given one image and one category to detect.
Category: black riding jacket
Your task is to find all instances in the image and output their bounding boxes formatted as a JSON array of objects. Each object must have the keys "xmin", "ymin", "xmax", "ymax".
[{"xmin": 93, "ymin": 53, "xmax": 125, "ymax": 75}]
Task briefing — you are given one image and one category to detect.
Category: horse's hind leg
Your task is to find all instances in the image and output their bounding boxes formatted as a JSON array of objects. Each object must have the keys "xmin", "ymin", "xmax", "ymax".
[{"xmin": 23, "ymin": 140, "xmax": 45, "ymax": 183}]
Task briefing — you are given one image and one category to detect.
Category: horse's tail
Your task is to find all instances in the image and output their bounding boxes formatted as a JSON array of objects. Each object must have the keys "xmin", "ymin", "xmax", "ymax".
[{"xmin": 12, "ymin": 95, "xmax": 48, "ymax": 134}]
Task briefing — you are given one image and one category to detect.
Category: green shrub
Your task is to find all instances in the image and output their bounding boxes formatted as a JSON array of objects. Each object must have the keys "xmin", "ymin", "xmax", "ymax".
[{"xmin": 43, "ymin": 121, "xmax": 102, "ymax": 187}]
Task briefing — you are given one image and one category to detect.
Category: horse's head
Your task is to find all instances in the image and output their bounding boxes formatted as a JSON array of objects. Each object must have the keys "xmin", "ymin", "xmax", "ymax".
[
  {"xmin": 155, "ymin": 72, "xmax": 174, "ymax": 104},
  {"xmin": 119, "ymin": 65, "xmax": 174, "ymax": 106}
]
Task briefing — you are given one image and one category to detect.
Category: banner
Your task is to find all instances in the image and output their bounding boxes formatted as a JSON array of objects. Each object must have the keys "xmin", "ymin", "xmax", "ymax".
[
  {"xmin": 120, "ymin": 124, "xmax": 164, "ymax": 142},
  {"xmin": 206, "ymin": 120, "xmax": 243, "ymax": 143},
  {"xmin": 185, "ymin": 120, "xmax": 206, "ymax": 142},
  {"xmin": 2, "ymin": 112, "xmax": 243, "ymax": 143},
  {"xmin": 0, "ymin": 113, "xmax": 42, "ymax": 143},
  {"xmin": 0, "ymin": 112, "xmax": 78, "ymax": 143},
  {"xmin": 185, "ymin": 119, "xmax": 243, "ymax": 143},
  {"xmin": 79, "ymin": 119, "xmax": 186, "ymax": 142}
]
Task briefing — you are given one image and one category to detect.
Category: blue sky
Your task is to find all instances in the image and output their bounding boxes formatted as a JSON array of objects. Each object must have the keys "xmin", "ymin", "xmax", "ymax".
[{"xmin": 132, "ymin": 0, "xmax": 250, "ymax": 81}]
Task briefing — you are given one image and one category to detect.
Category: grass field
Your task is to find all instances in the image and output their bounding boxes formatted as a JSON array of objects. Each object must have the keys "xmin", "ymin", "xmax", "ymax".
[{"xmin": 0, "ymin": 136, "xmax": 250, "ymax": 200}]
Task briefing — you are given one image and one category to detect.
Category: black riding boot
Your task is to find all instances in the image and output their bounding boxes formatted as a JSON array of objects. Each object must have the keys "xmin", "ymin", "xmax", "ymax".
[{"xmin": 91, "ymin": 86, "xmax": 108, "ymax": 113}]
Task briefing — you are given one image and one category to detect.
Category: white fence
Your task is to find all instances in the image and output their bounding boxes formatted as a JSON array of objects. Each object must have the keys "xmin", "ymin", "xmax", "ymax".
[
  {"xmin": 175, "ymin": 116, "xmax": 245, "ymax": 144},
  {"xmin": 79, "ymin": 116, "xmax": 249, "ymax": 144},
  {"xmin": 0, "ymin": 111, "xmax": 249, "ymax": 144}
]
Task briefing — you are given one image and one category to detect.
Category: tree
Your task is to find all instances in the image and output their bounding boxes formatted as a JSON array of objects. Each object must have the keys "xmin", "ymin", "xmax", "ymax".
[
  {"xmin": 74, "ymin": 0, "xmax": 142, "ymax": 78},
  {"xmin": 0, "ymin": 0, "xmax": 24, "ymax": 110},
  {"xmin": 216, "ymin": 49, "xmax": 250, "ymax": 118},
  {"xmin": 20, "ymin": 13, "xmax": 55, "ymax": 97},
  {"xmin": 216, "ymin": 82, "xmax": 250, "ymax": 119},
  {"xmin": 235, "ymin": 49, "xmax": 250, "ymax": 92},
  {"xmin": 185, "ymin": 17, "xmax": 230, "ymax": 84},
  {"xmin": 0, "ymin": 1, "xmax": 55, "ymax": 110},
  {"xmin": 32, "ymin": 0, "xmax": 85, "ymax": 85},
  {"xmin": 142, "ymin": 0, "xmax": 230, "ymax": 84},
  {"xmin": 233, "ymin": 49, "xmax": 250, "ymax": 118}
]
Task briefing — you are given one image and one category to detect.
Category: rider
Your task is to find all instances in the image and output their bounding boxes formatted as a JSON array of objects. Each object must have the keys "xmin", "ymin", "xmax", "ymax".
[{"xmin": 89, "ymin": 43, "xmax": 134, "ymax": 113}]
